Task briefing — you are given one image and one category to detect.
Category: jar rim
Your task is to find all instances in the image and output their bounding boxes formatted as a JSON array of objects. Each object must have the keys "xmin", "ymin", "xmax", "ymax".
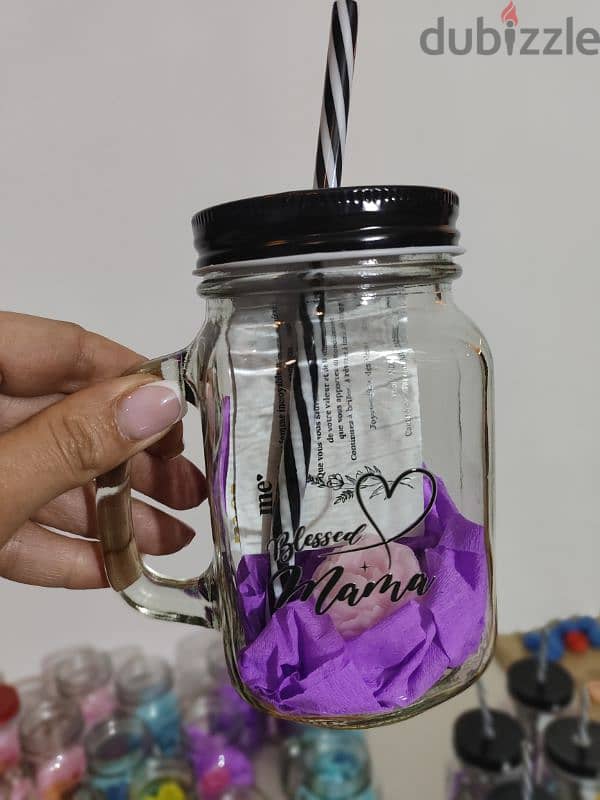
[
  {"xmin": 194, "ymin": 244, "xmax": 464, "ymax": 276},
  {"xmin": 192, "ymin": 185, "xmax": 461, "ymax": 271},
  {"xmin": 19, "ymin": 698, "xmax": 84, "ymax": 760},
  {"xmin": 55, "ymin": 649, "xmax": 112, "ymax": 698}
]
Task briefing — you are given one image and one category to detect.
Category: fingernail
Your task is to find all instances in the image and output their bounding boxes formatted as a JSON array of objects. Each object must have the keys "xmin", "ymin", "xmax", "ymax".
[{"xmin": 117, "ymin": 380, "xmax": 184, "ymax": 441}]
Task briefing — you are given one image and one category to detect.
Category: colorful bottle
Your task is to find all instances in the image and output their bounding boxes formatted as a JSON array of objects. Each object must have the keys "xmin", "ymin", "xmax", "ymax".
[
  {"xmin": 0, "ymin": 687, "xmax": 21, "ymax": 776},
  {"xmin": 55, "ymin": 649, "xmax": 117, "ymax": 731},
  {"xmin": 85, "ymin": 715, "xmax": 153, "ymax": 800},
  {"xmin": 116, "ymin": 655, "xmax": 181, "ymax": 756},
  {"xmin": 19, "ymin": 698, "xmax": 86, "ymax": 800},
  {"xmin": 129, "ymin": 757, "xmax": 195, "ymax": 800}
]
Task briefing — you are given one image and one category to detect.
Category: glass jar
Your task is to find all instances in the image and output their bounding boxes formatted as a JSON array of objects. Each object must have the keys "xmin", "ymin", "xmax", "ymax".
[
  {"xmin": 0, "ymin": 687, "xmax": 21, "ymax": 775},
  {"xmin": 507, "ymin": 657, "xmax": 574, "ymax": 779},
  {"xmin": 543, "ymin": 716, "xmax": 600, "ymax": 799},
  {"xmin": 19, "ymin": 698, "xmax": 86, "ymax": 800},
  {"xmin": 97, "ymin": 185, "xmax": 496, "ymax": 728},
  {"xmin": 84, "ymin": 715, "xmax": 153, "ymax": 800},
  {"xmin": 184, "ymin": 695, "xmax": 255, "ymax": 799},
  {"xmin": 129, "ymin": 758, "xmax": 195, "ymax": 800},
  {"xmin": 54, "ymin": 648, "xmax": 117, "ymax": 731},
  {"xmin": 282, "ymin": 728, "xmax": 366, "ymax": 799},
  {"xmin": 448, "ymin": 707, "xmax": 524, "ymax": 799},
  {"xmin": 294, "ymin": 731, "xmax": 378, "ymax": 800},
  {"xmin": 116, "ymin": 656, "xmax": 181, "ymax": 756}
]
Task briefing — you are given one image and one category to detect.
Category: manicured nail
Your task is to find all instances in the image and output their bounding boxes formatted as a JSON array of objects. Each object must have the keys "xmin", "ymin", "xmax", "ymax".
[{"xmin": 117, "ymin": 380, "xmax": 184, "ymax": 441}]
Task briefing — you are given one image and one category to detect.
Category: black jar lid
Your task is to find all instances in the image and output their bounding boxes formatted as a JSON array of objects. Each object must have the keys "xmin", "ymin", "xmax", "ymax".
[
  {"xmin": 192, "ymin": 185, "xmax": 460, "ymax": 270},
  {"xmin": 507, "ymin": 658, "xmax": 574, "ymax": 712},
  {"xmin": 454, "ymin": 709, "xmax": 524, "ymax": 772},
  {"xmin": 486, "ymin": 783, "xmax": 553, "ymax": 800},
  {"xmin": 544, "ymin": 717, "xmax": 600, "ymax": 779}
]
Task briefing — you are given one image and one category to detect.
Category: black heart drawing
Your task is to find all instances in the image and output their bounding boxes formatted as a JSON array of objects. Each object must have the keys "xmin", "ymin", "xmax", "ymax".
[{"xmin": 346, "ymin": 467, "xmax": 437, "ymax": 569}]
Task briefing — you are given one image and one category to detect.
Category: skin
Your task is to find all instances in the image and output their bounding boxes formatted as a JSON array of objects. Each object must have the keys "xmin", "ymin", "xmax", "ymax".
[{"xmin": 0, "ymin": 311, "xmax": 207, "ymax": 589}]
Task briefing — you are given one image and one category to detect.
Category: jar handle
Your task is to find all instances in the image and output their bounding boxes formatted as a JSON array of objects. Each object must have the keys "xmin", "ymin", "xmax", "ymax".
[{"xmin": 95, "ymin": 347, "xmax": 218, "ymax": 629}]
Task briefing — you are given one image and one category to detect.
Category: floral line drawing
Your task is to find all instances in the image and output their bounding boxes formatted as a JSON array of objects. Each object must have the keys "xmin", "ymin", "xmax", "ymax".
[{"xmin": 307, "ymin": 465, "xmax": 414, "ymax": 505}]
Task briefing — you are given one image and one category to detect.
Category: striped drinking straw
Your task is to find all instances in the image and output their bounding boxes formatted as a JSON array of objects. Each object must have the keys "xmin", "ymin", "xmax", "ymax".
[{"xmin": 266, "ymin": 1, "xmax": 359, "ymax": 604}]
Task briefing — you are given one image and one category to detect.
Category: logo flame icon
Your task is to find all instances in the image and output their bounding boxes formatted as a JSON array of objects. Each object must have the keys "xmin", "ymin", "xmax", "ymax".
[{"xmin": 501, "ymin": 1, "xmax": 519, "ymax": 26}]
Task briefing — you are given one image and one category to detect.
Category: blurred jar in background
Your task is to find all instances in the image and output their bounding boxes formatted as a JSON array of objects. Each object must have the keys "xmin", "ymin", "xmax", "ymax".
[
  {"xmin": 184, "ymin": 694, "xmax": 255, "ymax": 800},
  {"xmin": 53, "ymin": 649, "xmax": 117, "ymax": 731},
  {"xmin": 84, "ymin": 715, "xmax": 153, "ymax": 800},
  {"xmin": 291, "ymin": 731, "xmax": 378, "ymax": 800},
  {"xmin": 543, "ymin": 715, "xmax": 600, "ymax": 798},
  {"xmin": 129, "ymin": 757, "xmax": 195, "ymax": 800},
  {"xmin": 116, "ymin": 655, "xmax": 181, "ymax": 756},
  {"xmin": 19, "ymin": 698, "xmax": 86, "ymax": 800},
  {"xmin": 448, "ymin": 706, "xmax": 524, "ymax": 799},
  {"xmin": 281, "ymin": 727, "xmax": 364, "ymax": 799}
]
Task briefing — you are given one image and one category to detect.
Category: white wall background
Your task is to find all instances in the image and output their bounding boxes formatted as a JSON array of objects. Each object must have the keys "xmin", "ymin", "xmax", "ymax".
[{"xmin": 2, "ymin": 0, "xmax": 599, "ymax": 683}]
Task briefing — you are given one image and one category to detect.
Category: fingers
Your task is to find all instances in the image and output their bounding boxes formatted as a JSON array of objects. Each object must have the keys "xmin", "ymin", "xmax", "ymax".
[
  {"xmin": 130, "ymin": 451, "xmax": 207, "ymax": 510},
  {"xmin": 0, "ymin": 312, "xmax": 143, "ymax": 396},
  {"xmin": 0, "ymin": 522, "xmax": 108, "ymax": 589},
  {"xmin": 0, "ymin": 375, "xmax": 186, "ymax": 547},
  {"xmin": 0, "ymin": 392, "xmax": 64, "ymax": 433},
  {"xmin": 33, "ymin": 491, "xmax": 195, "ymax": 555},
  {"xmin": 32, "ymin": 489, "xmax": 194, "ymax": 556}
]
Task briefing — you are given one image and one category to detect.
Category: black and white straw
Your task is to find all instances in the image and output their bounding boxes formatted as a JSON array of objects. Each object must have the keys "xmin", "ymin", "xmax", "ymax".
[
  {"xmin": 314, "ymin": 0, "xmax": 358, "ymax": 189},
  {"xmin": 476, "ymin": 682, "xmax": 496, "ymax": 741},
  {"xmin": 266, "ymin": 1, "xmax": 359, "ymax": 605},
  {"xmin": 575, "ymin": 686, "xmax": 592, "ymax": 749}
]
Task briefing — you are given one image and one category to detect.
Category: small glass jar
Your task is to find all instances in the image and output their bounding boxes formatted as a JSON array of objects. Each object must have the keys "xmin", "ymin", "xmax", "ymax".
[
  {"xmin": 55, "ymin": 649, "xmax": 117, "ymax": 731},
  {"xmin": 84, "ymin": 715, "xmax": 153, "ymax": 800},
  {"xmin": 294, "ymin": 731, "xmax": 378, "ymax": 800},
  {"xmin": 0, "ymin": 687, "xmax": 21, "ymax": 776},
  {"xmin": 507, "ymin": 658, "xmax": 574, "ymax": 777},
  {"xmin": 116, "ymin": 656, "xmax": 181, "ymax": 756},
  {"xmin": 184, "ymin": 695, "xmax": 255, "ymax": 799},
  {"xmin": 281, "ymin": 728, "xmax": 365, "ymax": 799},
  {"xmin": 130, "ymin": 758, "xmax": 195, "ymax": 800},
  {"xmin": 543, "ymin": 716, "xmax": 600, "ymax": 799},
  {"xmin": 19, "ymin": 698, "xmax": 86, "ymax": 800},
  {"xmin": 448, "ymin": 708, "xmax": 524, "ymax": 799}
]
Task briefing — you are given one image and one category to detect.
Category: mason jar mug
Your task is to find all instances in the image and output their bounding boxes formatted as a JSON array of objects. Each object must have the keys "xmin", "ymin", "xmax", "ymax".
[{"xmin": 96, "ymin": 186, "xmax": 495, "ymax": 728}]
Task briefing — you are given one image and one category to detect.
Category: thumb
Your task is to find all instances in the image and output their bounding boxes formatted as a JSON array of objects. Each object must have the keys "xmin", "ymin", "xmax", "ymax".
[{"xmin": 0, "ymin": 376, "xmax": 185, "ymax": 546}]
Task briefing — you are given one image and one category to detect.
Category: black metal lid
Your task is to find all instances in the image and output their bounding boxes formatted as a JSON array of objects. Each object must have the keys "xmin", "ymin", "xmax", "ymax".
[
  {"xmin": 486, "ymin": 783, "xmax": 553, "ymax": 799},
  {"xmin": 454, "ymin": 709, "xmax": 524, "ymax": 772},
  {"xmin": 544, "ymin": 717, "xmax": 600, "ymax": 779},
  {"xmin": 192, "ymin": 185, "xmax": 460, "ymax": 270},
  {"xmin": 507, "ymin": 658, "xmax": 574, "ymax": 712}
]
